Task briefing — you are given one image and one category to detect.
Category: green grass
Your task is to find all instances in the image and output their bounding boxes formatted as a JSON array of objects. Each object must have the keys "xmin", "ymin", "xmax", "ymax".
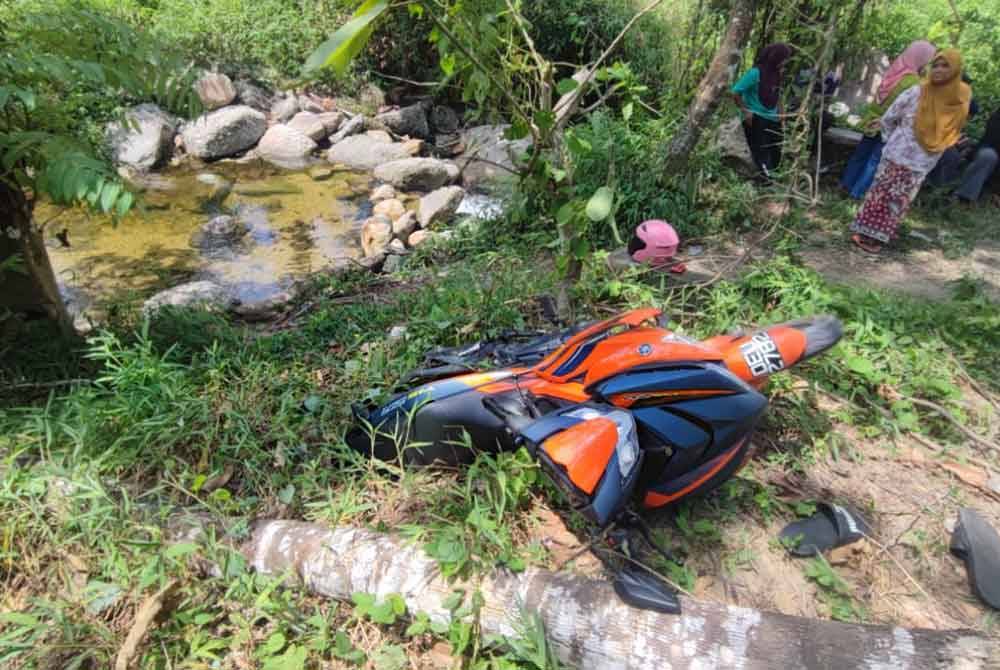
[{"xmin": 2, "ymin": 206, "xmax": 998, "ymax": 666}]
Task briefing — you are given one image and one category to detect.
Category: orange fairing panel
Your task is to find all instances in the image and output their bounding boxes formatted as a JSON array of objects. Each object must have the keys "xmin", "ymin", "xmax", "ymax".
[
  {"xmin": 534, "ymin": 308, "xmax": 662, "ymax": 380},
  {"xmin": 719, "ymin": 326, "xmax": 807, "ymax": 385},
  {"xmin": 542, "ymin": 418, "xmax": 618, "ymax": 494},
  {"xmin": 582, "ymin": 330, "xmax": 721, "ymax": 388}
]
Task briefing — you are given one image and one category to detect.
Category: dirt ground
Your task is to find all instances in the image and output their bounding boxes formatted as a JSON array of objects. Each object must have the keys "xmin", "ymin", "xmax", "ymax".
[{"xmin": 528, "ymin": 392, "xmax": 1000, "ymax": 634}]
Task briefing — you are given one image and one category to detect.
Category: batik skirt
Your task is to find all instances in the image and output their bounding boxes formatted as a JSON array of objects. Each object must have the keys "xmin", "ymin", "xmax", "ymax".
[{"xmin": 849, "ymin": 159, "xmax": 923, "ymax": 243}]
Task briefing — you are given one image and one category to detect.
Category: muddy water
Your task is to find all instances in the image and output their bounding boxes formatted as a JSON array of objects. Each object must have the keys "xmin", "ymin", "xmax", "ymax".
[{"xmin": 43, "ymin": 163, "xmax": 374, "ymax": 315}]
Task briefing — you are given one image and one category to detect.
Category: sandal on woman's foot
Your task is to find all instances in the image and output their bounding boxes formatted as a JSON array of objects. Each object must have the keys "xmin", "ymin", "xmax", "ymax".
[{"xmin": 851, "ymin": 234, "xmax": 882, "ymax": 254}]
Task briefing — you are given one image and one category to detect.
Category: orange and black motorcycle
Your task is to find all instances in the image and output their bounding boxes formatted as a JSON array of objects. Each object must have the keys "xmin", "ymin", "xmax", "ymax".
[{"xmin": 348, "ymin": 308, "xmax": 841, "ymax": 611}]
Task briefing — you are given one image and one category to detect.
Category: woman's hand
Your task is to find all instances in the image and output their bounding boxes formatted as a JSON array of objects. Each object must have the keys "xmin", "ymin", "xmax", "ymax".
[{"xmin": 865, "ymin": 118, "xmax": 881, "ymax": 133}]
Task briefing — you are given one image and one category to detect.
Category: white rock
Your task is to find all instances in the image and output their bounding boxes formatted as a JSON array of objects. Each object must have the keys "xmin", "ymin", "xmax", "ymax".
[
  {"xmin": 392, "ymin": 211, "xmax": 418, "ymax": 239},
  {"xmin": 270, "ymin": 95, "xmax": 300, "ymax": 123},
  {"xmin": 257, "ymin": 124, "xmax": 318, "ymax": 169},
  {"xmin": 373, "ymin": 158, "xmax": 460, "ymax": 192},
  {"xmin": 373, "ymin": 198, "xmax": 407, "ymax": 222},
  {"xmin": 407, "ymin": 229, "xmax": 432, "ymax": 248},
  {"xmin": 457, "ymin": 125, "xmax": 532, "ymax": 190},
  {"xmin": 288, "ymin": 112, "xmax": 329, "ymax": 141},
  {"xmin": 328, "ymin": 114, "xmax": 365, "ymax": 144},
  {"xmin": 194, "ymin": 72, "xmax": 237, "ymax": 111},
  {"xmin": 456, "ymin": 193, "xmax": 504, "ymax": 221},
  {"xmin": 106, "ymin": 103, "xmax": 176, "ymax": 169},
  {"xmin": 181, "ymin": 106, "xmax": 267, "ymax": 160},
  {"xmin": 418, "ymin": 186, "xmax": 466, "ymax": 227},
  {"xmin": 143, "ymin": 281, "xmax": 234, "ymax": 315},
  {"xmin": 388, "ymin": 325, "xmax": 408, "ymax": 341},
  {"xmin": 389, "ymin": 238, "xmax": 407, "ymax": 254},
  {"xmin": 327, "ymin": 135, "xmax": 411, "ymax": 170},
  {"xmin": 317, "ymin": 112, "xmax": 344, "ymax": 134},
  {"xmin": 361, "ymin": 215, "xmax": 393, "ymax": 258},
  {"xmin": 371, "ymin": 184, "xmax": 397, "ymax": 202},
  {"xmin": 366, "ymin": 129, "xmax": 393, "ymax": 143}
]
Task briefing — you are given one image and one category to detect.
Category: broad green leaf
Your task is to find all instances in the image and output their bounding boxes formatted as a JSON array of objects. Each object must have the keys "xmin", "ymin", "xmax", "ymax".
[
  {"xmin": 13, "ymin": 88, "xmax": 36, "ymax": 111},
  {"xmin": 622, "ymin": 102, "xmax": 634, "ymax": 121},
  {"xmin": 100, "ymin": 181, "xmax": 122, "ymax": 213},
  {"xmin": 586, "ymin": 187, "xmax": 614, "ymax": 222},
  {"xmin": 556, "ymin": 202, "xmax": 577, "ymax": 227},
  {"xmin": 0, "ymin": 612, "xmax": 39, "ymax": 626},
  {"xmin": 302, "ymin": 0, "xmax": 388, "ymax": 76},
  {"xmin": 115, "ymin": 190, "xmax": 134, "ymax": 218},
  {"xmin": 259, "ymin": 632, "xmax": 287, "ymax": 658},
  {"xmin": 556, "ymin": 78, "xmax": 578, "ymax": 95},
  {"xmin": 0, "ymin": 87, "xmax": 10, "ymax": 110},
  {"xmin": 372, "ymin": 644, "xmax": 407, "ymax": 670}
]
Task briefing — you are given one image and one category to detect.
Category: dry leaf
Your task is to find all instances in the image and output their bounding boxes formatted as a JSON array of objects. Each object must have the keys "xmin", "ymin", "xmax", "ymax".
[{"xmin": 940, "ymin": 461, "xmax": 988, "ymax": 489}]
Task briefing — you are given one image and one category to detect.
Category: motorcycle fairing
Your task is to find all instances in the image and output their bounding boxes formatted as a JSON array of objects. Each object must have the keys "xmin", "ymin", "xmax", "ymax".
[{"xmin": 519, "ymin": 405, "xmax": 644, "ymax": 527}]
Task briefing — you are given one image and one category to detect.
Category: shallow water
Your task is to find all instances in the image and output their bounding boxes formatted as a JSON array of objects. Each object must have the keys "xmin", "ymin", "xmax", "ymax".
[{"xmin": 43, "ymin": 162, "xmax": 374, "ymax": 314}]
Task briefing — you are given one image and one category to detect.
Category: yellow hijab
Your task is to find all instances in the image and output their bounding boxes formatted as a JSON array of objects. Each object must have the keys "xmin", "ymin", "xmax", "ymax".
[{"xmin": 914, "ymin": 49, "xmax": 972, "ymax": 154}]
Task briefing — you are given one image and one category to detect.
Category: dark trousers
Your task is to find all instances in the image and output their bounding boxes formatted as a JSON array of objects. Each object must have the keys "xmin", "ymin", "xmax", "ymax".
[{"xmin": 743, "ymin": 114, "xmax": 783, "ymax": 176}]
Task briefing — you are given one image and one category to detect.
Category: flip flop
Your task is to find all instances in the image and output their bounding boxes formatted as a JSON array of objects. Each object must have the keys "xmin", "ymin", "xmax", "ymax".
[
  {"xmin": 950, "ymin": 509, "xmax": 1000, "ymax": 610},
  {"xmin": 851, "ymin": 234, "xmax": 882, "ymax": 254},
  {"xmin": 780, "ymin": 502, "xmax": 871, "ymax": 557}
]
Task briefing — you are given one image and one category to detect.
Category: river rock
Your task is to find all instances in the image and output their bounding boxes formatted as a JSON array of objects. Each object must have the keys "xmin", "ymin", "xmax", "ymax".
[
  {"xmin": 270, "ymin": 95, "xmax": 300, "ymax": 123},
  {"xmin": 233, "ymin": 291, "xmax": 294, "ymax": 322},
  {"xmin": 195, "ymin": 173, "xmax": 234, "ymax": 206},
  {"xmin": 194, "ymin": 73, "xmax": 237, "ymax": 111},
  {"xmin": 361, "ymin": 215, "xmax": 393, "ymax": 258},
  {"xmin": 366, "ymin": 129, "xmax": 394, "ymax": 143},
  {"xmin": 376, "ymin": 102, "xmax": 430, "ymax": 138},
  {"xmin": 327, "ymin": 135, "xmax": 410, "ymax": 170},
  {"xmin": 407, "ymin": 229, "xmax": 433, "ymax": 248},
  {"xmin": 318, "ymin": 112, "xmax": 344, "ymax": 135},
  {"xmin": 256, "ymin": 124, "xmax": 317, "ymax": 169},
  {"xmin": 202, "ymin": 215, "xmax": 247, "ymax": 240},
  {"xmin": 106, "ymin": 103, "xmax": 176, "ymax": 170},
  {"xmin": 430, "ymin": 105, "xmax": 461, "ymax": 134},
  {"xmin": 373, "ymin": 158, "xmax": 459, "ymax": 191},
  {"xmin": 371, "ymin": 184, "xmax": 396, "ymax": 202},
  {"xmin": 715, "ymin": 117, "xmax": 755, "ymax": 170},
  {"xmin": 328, "ymin": 114, "xmax": 365, "ymax": 144},
  {"xmin": 181, "ymin": 106, "xmax": 267, "ymax": 160},
  {"xmin": 143, "ymin": 281, "xmax": 235, "ymax": 315},
  {"xmin": 388, "ymin": 238, "xmax": 407, "ymax": 255},
  {"xmin": 458, "ymin": 125, "xmax": 532, "ymax": 190},
  {"xmin": 402, "ymin": 139, "xmax": 424, "ymax": 156},
  {"xmin": 373, "ymin": 198, "xmax": 406, "ymax": 222},
  {"xmin": 418, "ymin": 186, "xmax": 465, "ymax": 228},
  {"xmin": 383, "ymin": 253, "xmax": 405, "ymax": 274},
  {"xmin": 392, "ymin": 211, "xmax": 418, "ymax": 239},
  {"xmin": 287, "ymin": 112, "xmax": 329, "ymax": 141},
  {"xmin": 235, "ymin": 79, "xmax": 272, "ymax": 111}
]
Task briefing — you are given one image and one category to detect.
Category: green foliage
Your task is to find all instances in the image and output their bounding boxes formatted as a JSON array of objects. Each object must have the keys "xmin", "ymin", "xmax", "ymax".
[
  {"xmin": 303, "ymin": 0, "xmax": 389, "ymax": 77},
  {"xmin": 804, "ymin": 555, "xmax": 866, "ymax": 622}
]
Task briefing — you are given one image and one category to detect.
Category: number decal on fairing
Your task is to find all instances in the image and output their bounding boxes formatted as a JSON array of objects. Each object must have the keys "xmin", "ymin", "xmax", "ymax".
[{"xmin": 740, "ymin": 332, "xmax": 785, "ymax": 377}]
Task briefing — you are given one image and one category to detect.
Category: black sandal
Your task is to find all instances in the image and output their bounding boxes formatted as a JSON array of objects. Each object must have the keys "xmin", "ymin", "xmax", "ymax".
[
  {"xmin": 950, "ymin": 509, "xmax": 1000, "ymax": 610},
  {"xmin": 780, "ymin": 502, "xmax": 871, "ymax": 557}
]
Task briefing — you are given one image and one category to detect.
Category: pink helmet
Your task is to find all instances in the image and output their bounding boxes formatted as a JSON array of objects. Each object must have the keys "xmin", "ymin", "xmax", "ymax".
[{"xmin": 628, "ymin": 220, "xmax": 679, "ymax": 265}]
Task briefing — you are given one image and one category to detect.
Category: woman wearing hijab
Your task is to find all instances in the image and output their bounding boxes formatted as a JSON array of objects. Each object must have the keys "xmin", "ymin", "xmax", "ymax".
[
  {"xmin": 954, "ymin": 108, "xmax": 1000, "ymax": 202},
  {"xmin": 732, "ymin": 43, "xmax": 792, "ymax": 178},
  {"xmin": 850, "ymin": 49, "xmax": 972, "ymax": 253},
  {"xmin": 840, "ymin": 41, "xmax": 936, "ymax": 199}
]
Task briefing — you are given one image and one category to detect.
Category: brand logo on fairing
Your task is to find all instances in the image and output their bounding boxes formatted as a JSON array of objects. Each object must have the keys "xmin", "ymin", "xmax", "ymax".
[
  {"xmin": 638, "ymin": 344, "xmax": 653, "ymax": 356},
  {"xmin": 740, "ymin": 332, "xmax": 785, "ymax": 377}
]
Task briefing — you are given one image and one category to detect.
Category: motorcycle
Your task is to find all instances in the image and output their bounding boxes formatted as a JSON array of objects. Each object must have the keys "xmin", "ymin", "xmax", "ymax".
[{"xmin": 347, "ymin": 307, "xmax": 842, "ymax": 612}]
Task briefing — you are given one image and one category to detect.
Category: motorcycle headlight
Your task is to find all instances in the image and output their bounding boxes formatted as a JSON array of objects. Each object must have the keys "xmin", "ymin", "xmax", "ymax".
[{"xmin": 609, "ymin": 410, "xmax": 639, "ymax": 483}]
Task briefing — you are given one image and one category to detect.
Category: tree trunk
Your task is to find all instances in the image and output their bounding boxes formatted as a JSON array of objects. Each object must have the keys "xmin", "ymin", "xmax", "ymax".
[
  {"xmin": 218, "ymin": 520, "xmax": 1000, "ymax": 670},
  {"xmin": 0, "ymin": 181, "xmax": 76, "ymax": 338},
  {"xmin": 663, "ymin": 0, "xmax": 756, "ymax": 175}
]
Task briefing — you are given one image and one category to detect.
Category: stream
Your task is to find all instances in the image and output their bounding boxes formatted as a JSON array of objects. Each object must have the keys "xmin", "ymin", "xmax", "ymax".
[{"xmin": 42, "ymin": 162, "xmax": 378, "ymax": 318}]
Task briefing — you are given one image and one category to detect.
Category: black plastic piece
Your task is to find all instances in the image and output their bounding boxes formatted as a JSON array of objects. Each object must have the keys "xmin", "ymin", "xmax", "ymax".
[{"xmin": 613, "ymin": 563, "xmax": 681, "ymax": 615}]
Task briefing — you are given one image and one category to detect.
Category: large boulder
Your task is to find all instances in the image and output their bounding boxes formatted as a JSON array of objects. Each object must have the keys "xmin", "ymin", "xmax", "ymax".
[
  {"xmin": 194, "ymin": 73, "xmax": 237, "ymax": 111},
  {"xmin": 288, "ymin": 112, "xmax": 329, "ymax": 142},
  {"xmin": 392, "ymin": 211, "xmax": 418, "ymax": 239},
  {"xmin": 257, "ymin": 124, "xmax": 318, "ymax": 169},
  {"xmin": 458, "ymin": 125, "xmax": 532, "ymax": 190},
  {"xmin": 376, "ymin": 102, "xmax": 430, "ymax": 138},
  {"xmin": 181, "ymin": 106, "xmax": 267, "ymax": 160},
  {"xmin": 370, "ymin": 184, "xmax": 397, "ymax": 202},
  {"xmin": 418, "ymin": 186, "xmax": 465, "ymax": 228},
  {"xmin": 430, "ymin": 105, "xmax": 461, "ymax": 135},
  {"xmin": 361, "ymin": 215, "xmax": 393, "ymax": 258},
  {"xmin": 106, "ymin": 104, "xmax": 176, "ymax": 170},
  {"xmin": 143, "ymin": 281, "xmax": 234, "ymax": 315},
  {"xmin": 235, "ymin": 79, "xmax": 273, "ymax": 112},
  {"xmin": 326, "ymin": 135, "xmax": 410, "ymax": 170},
  {"xmin": 373, "ymin": 158, "xmax": 459, "ymax": 191}
]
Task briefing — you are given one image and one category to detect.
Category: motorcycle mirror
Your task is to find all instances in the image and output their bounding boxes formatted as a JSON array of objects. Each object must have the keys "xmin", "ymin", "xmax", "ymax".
[{"xmin": 613, "ymin": 563, "xmax": 681, "ymax": 615}]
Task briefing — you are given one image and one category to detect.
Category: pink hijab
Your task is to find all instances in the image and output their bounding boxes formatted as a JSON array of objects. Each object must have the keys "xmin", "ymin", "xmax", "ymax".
[{"xmin": 877, "ymin": 41, "xmax": 936, "ymax": 104}]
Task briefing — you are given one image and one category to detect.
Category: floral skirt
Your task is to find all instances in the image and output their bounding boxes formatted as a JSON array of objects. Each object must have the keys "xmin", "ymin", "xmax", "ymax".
[{"xmin": 850, "ymin": 160, "xmax": 923, "ymax": 243}]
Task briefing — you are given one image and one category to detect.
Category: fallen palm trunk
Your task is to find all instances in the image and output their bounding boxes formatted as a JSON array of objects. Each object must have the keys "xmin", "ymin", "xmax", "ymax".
[{"xmin": 235, "ymin": 520, "xmax": 998, "ymax": 669}]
